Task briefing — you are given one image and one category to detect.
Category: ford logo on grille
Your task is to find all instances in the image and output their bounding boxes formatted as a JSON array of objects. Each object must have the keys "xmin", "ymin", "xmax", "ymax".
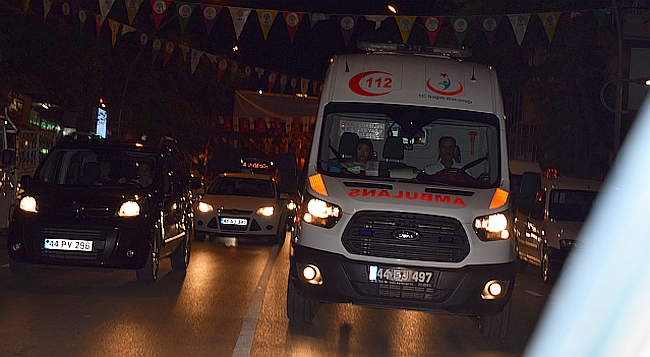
[{"xmin": 392, "ymin": 229, "xmax": 420, "ymax": 240}]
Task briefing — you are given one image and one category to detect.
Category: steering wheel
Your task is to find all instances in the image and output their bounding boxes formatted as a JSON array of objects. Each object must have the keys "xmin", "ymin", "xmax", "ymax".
[{"xmin": 432, "ymin": 168, "xmax": 474, "ymax": 183}]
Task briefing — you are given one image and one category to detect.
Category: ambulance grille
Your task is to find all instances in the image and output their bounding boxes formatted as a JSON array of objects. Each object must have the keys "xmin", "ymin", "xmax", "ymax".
[{"xmin": 342, "ymin": 211, "xmax": 470, "ymax": 262}]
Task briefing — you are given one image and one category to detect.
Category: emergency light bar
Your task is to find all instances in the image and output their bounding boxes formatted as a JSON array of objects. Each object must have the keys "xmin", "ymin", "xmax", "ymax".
[{"xmin": 357, "ymin": 41, "xmax": 472, "ymax": 58}]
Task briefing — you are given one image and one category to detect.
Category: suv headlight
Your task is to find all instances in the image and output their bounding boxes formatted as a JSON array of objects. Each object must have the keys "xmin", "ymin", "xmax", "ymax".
[
  {"xmin": 302, "ymin": 195, "xmax": 342, "ymax": 228},
  {"xmin": 257, "ymin": 206, "xmax": 275, "ymax": 217},
  {"xmin": 118, "ymin": 201, "xmax": 141, "ymax": 217},
  {"xmin": 19, "ymin": 196, "xmax": 38, "ymax": 213},
  {"xmin": 474, "ymin": 212, "xmax": 509, "ymax": 241}
]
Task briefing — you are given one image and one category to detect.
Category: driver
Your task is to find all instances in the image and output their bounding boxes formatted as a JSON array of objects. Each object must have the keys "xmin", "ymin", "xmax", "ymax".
[{"xmin": 424, "ymin": 136, "xmax": 463, "ymax": 175}]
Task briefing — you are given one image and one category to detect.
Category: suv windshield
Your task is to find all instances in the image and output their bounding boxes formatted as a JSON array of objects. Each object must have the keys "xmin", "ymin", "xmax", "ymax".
[
  {"xmin": 35, "ymin": 147, "xmax": 158, "ymax": 188},
  {"xmin": 318, "ymin": 102, "xmax": 501, "ymax": 188}
]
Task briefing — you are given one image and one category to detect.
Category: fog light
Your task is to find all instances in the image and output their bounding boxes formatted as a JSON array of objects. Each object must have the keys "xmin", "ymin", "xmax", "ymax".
[
  {"xmin": 126, "ymin": 250, "xmax": 134, "ymax": 258},
  {"xmin": 266, "ymin": 225, "xmax": 274, "ymax": 230},
  {"xmin": 11, "ymin": 243, "xmax": 22, "ymax": 251},
  {"xmin": 481, "ymin": 280, "xmax": 503, "ymax": 300},
  {"xmin": 301, "ymin": 264, "xmax": 323, "ymax": 285}
]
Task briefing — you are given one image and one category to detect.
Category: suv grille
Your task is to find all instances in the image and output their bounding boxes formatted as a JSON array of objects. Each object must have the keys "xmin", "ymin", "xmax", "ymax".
[{"xmin": 342, "ymin": 211, "xmax": 470, "ymax": 262}]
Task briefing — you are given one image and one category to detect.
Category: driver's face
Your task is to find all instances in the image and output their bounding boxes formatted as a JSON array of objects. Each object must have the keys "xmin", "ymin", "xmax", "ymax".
[{"xmin": 438, "ymin": 138, "xmax": 457, "ymax": 161}]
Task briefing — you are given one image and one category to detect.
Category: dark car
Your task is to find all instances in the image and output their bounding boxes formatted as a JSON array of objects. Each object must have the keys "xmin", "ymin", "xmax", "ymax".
[{"xmin": 7, "ymin": 136, "xmax": 200, "ymax": 283}]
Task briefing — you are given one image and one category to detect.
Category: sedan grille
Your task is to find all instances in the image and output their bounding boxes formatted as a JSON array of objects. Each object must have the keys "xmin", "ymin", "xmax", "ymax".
[{"xmin": 342, "ymin": 211, "xmax": 470, "ymax": 262}]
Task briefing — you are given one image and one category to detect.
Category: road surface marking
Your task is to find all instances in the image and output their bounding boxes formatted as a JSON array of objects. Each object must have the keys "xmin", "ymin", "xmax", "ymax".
[{"xmin": 231, "ymin": 241, "xmax": 282, "ymax": 357}]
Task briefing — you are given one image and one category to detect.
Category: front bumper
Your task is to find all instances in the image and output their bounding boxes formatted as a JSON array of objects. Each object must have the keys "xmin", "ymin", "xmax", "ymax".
[
  {"xmin": 290, "ymin": 242, "xmax": 516, "ymax": 316},
  {"xmin": 7, "ymin": 212, "xmax": 155, "ymax": 269}
]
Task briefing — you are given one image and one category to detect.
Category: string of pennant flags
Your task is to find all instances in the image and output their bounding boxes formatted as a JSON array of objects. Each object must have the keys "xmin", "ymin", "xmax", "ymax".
[{"xmin": 36, "ymin": 0, "xmax": 613, "ymax": 96}]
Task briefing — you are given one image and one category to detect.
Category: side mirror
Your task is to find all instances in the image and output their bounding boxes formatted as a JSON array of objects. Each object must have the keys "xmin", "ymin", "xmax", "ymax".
[
  {"xmin": 280, "ymin": 193, "xmax": 289, "ymax": 200},
  {"xmin": 190, "ymin": 176, "xmax": 203, "ymax": 190},
  {"xmin": 2, "ymin": 149, "xmax": 15, "ymax": 166},
  {"xmin": 20, "ymin": 175, "xmax": 31, "ymax": 190}
]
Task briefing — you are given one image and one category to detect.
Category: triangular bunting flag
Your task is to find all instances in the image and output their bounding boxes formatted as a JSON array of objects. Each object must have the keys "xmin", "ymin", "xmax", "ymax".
[
  {"xmin": 177, "ymin": 2, "xmax": 196, "ymax": 33},
  {"xmin": 593, "ymin": 8, "xmax": 609, "ymax": 26},
  {"xmin": 450, "ymin": 16, "xmax": 471, "ymax": 47},
  {"xmin": 229, "ymin": 7, "xmax": 251, "ymax": 40},
  {"xmin": 290, "ymin": 77, "xmax": 297, "ymax": 94},
  {"xmin": 280, "ymin": 75, "xmax": 288, "ymax": 94},
  {"xmin": 255, "ymin": 67, "xmax": 265, "ymax": 80},
  {"xmin": 43, "ymin": 0, "xmax": 53, "ymax": 20},
  {"xmin": 508, "ymin": 14, "xmax": 531, "ymax": 46},
  {"xmin": 95, "ymin": 13, "xmax": 104, "ymax": 39},
  {"xmin": 108, "ymin": 18, "xmax": 120, "ymax": 47},
  {"xmin": 364, "ymin": 15, "xmax": 388, "ymax": 30},
  {"xmin": 268, "ymin": 72, "xmax": 277, "ymax": 93},
  {"xmin": 568, "ymin": 10, "xmax": 588, "ymax": 25},
  {"xmin": 200, "ymin": 4, "xmax": 220, "ymax": 35},
  {"xmin": 257, "ymin": 9, "xmax": 278, "ymax": 41},
  {"xmin": 62, "ymin": 3, "xmax": 70, "ymax": 16},
  {"xmin": 150, "ymin": 0, "xmax": 172, "ymax": 30},
  {"xmin": 539, "ymin": 12, "xmax": 561, "ymax": 43},
  {"xmin": 139, "ymin": 32, "xmax": 148, "ymax": 46},
  {"xmin": 337, "ymin": 15, "xmax": 359, "ymax": 48},
  {"xmin": 478, "ymin": 16, "xmax": 500, "ymax": 46},
  {"xmin": 300, "ymin": 78, "xmax": 309, "ymax": 94},
  {"xmin": 190, "ymin": 49, "xmax": 203, "ymax": 74},
  {"xmin": 217, "ymin": 59, "xmax": 228, "ymax": 81},
  {"xmin": 205, "ymin": 53, "xmax": 217, "ymax": 63},
  {"xmin": 422, "ymin": 16, "xmax": 444, "ymax": 45},
  {"xmin": 308, "ymin": 13, "xmax": 330, "ymax": 28},
  {"xmin": 98, "ymin": 0, "xmax": 115, "ymax": 22},
  {"xmin": 163, "ymin": 40, "xmax": 174, "ymax": 66},
  {"xmin": 179, "ymin": 43, "xmax": 189, "ymax": 61},
  {"xmin": 396, "ymin": 16, "xmax": 417, "ymax": 44},
  {"xmin": 152, "ymin": 37, "xmax": 162, "ymax": 63},
  {"xmin": 121, "ymin": 24, "xmax": 136, "ymax": 35},
  {"xmin": 124, "ymin": 0, "xmax": 144, "ymax": 25},
  {"xmin": 283, "ymin": 12, "xmax": 304, "ymax": 43}
]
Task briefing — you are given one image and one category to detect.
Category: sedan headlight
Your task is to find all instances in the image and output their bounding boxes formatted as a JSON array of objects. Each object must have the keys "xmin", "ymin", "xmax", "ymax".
[
  {"xmin": 197, "ymin": 201, "xmax": 214, "ymax": 213},
  {"xmin": 474, "ymin": 212, "xmax": 509, "ymax": 241},
  {"xmin": 303, "ymin": 197, "xmax": 342, "ymax": 228},
  {"xmin": 19, "ymin": 196, "xmax": 38, "ymax": 213},
  {"xmin": 118, "ymin": 201, "xmax": 141, "ymax": 217},
  {"xmin": 257, "ymin": 206, "xmax": 275, "ymax": 217},
  {"xmin": 286, "ymin": 200, "xmax": 297, "ymax": 211}
]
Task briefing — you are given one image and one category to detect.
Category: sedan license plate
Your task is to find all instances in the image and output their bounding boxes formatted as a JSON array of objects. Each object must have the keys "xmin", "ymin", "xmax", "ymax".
[
  {"xmin": 368, "ymin": 265, "xmax": 433, "ymax": 284},
  {"xmin": 44, "ymin": 238, "xmax": 93, "ymax": 252},
  {"xmin": 220, "ymin": 217, "xmax": 248, "ymax": 226}
]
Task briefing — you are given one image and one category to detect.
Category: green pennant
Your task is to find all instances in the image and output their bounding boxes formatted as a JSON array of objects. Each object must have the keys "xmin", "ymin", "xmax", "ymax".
[
  {"xmin": 177, "ymin": 2, "xmax": 197, "ymax": 33},
  {"xmin": 78, "ymin": 9, "xmax": 88, "ymax": 34},
  {"xmin": 593, "ymin": 8, "xmax": 609, "ymax": 26},
  {"xmin": 152, "ymin": 37, "xmax": 162, "ymax": 63},
  {"xmin": 450, "ymin": 16, "xmax": 472, "ymax": 47}
]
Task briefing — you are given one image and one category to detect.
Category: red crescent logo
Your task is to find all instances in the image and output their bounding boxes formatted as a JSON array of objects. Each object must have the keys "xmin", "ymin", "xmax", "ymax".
[
  {"xmin": 426, "ymin": 78, "xmax": 464, "ymax": 96},
  {"xmin": 349, "ymin": 71, "xmax": 393, "ymax": 97}
]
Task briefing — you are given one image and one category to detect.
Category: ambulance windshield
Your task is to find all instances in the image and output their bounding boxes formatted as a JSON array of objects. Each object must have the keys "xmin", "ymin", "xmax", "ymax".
[{"xmin": 318, "ymin": 102, "xmax": 501, "ymax": 189}]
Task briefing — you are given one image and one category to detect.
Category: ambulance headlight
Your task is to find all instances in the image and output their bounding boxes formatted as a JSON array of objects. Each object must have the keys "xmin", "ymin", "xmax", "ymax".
[
  {"xmin": 19, "ymin": 195, "xmax": 38, "ymax": 213},
  {"xmin": 474, "ymin": 212, "xmax": 509, "ymax": 241},
  {"xmin": 302, "ymin": 195, "xmax": 342, "ymax": 229}
]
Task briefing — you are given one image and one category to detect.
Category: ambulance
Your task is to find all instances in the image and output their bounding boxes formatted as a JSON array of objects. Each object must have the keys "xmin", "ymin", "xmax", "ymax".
[{"xmin": 286, "ymin": 43, "xmax": 515, "ymax": 338}]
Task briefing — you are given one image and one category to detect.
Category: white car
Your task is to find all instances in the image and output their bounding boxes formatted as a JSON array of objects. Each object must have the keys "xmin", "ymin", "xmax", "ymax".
[{"xmin": 194, "ymin": 173, "xmax": 288, "ymax": 244}]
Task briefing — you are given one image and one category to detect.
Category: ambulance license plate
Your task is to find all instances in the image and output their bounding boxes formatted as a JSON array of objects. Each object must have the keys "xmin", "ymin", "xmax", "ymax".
[{"xmin": 368, "ymin": 265, "xmax": 433, "ymax": 284}]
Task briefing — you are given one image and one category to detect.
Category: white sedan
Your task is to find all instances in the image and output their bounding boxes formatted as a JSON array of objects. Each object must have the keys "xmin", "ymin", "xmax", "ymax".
[{"xmin": 194, "ymin": 173, "xmax": 288, "ymax": 244}]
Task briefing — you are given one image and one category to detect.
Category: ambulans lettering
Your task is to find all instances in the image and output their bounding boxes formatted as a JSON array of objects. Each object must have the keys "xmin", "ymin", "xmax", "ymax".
[
  {"xmin": 348, "ymin": 189, "xmax": 466, "ymax": 206},
  {"xmin": 426, "ymin": 73, "xmax": 464, "ymax": 96},
  {"xmin": 349, "ymin": 71, "xmax": 393, "ymax": 97}
]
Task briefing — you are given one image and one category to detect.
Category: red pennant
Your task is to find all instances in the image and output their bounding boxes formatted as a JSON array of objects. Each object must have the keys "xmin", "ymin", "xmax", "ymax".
[
  {"xmin": 163, "ymin": 40, "xmax": 174, "ymax": 66},
  {"xmin": 256, "ymin": 118, "xmax": 266, "ymax": 134},
  {"xmin": 217, "ymin": 59, "xmax": 227, "ymax": 81},
  {"xmin": 150, "ymin": 0, "xmax": 172, "ymax": 30},
  {"xmin": 95, "ymin": 13, "xmax": 104, "ymax": 39},
  {"xmin": 239, "ymin": 117, "xmax": 249, "ymax": 132},
  {"xmin": 422, "ymin": 16, "xmax": 445, "ymax": 45},
  {"xmin": 223, "ymin": 116, "xmax": 232, "ymax": 131},
  {"xmin": 273, "ymin": 118, "xmax": 283, "ymax": 135},
  {"xmin": 267, "ymin": 72, "xmax": 277, "ymax": 93},
  {"xmin": 291, "ymin": 117, "xmax": 300, "ymax": 133},
  {"xmin": 283, "ymin": 12, "xmax": 304, "ymax": 43}
]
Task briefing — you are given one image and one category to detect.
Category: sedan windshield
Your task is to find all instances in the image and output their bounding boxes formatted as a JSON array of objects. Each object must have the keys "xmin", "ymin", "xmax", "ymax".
[{"xmin": 317, "ymin": 102, "xmax": 502, "ymax": 189}]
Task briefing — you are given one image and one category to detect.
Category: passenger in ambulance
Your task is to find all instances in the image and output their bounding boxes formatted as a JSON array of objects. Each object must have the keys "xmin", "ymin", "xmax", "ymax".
[
  {"xmin": 351, "ymin": 139, "xmax": 374, "ymax": 166},
  {"xmin": 423, "ymin": 136, "xmax": 463, "ymax": 174}
]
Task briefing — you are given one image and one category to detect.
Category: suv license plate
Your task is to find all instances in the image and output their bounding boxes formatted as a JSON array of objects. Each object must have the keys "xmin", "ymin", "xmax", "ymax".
[
  {"xmin": 44, "ymin": 238, "xmax": 93, "ymax": 252},
  {"xmin": 368, "ymin": 265, "xmax": 433, "ymax": 284},
  {"xmin": 220, "ymin": 217, "xmax": 248, "ymax": 226}
]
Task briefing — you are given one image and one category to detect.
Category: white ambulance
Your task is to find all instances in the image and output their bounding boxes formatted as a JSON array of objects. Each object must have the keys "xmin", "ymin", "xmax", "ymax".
[{"xmin": 287, "ymin": 43, "xmax": 515, "ymax": 338}]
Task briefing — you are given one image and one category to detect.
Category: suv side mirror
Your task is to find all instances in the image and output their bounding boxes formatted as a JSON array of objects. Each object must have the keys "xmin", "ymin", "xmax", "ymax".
[{"xmin": 518, "ymin": 172, "xmax": 542, "ymax": 215}]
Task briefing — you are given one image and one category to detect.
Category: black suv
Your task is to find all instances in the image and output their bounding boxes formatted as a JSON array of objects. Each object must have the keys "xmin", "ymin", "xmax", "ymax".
[{"xmin": 7, "ymin": 136, "xmax": 200, "ymax": 282}]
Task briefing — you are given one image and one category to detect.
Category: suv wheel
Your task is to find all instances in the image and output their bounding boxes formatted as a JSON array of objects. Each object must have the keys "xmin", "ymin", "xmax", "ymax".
[{"xmin": 136, "ymin": 235, "xmax": 160, "ymax": 283}]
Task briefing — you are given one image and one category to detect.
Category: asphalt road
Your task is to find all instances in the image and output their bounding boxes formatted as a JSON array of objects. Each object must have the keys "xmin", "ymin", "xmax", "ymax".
[{"xmin": 0, "ymin": 231, "xmax": 554, "ymax": 357}]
